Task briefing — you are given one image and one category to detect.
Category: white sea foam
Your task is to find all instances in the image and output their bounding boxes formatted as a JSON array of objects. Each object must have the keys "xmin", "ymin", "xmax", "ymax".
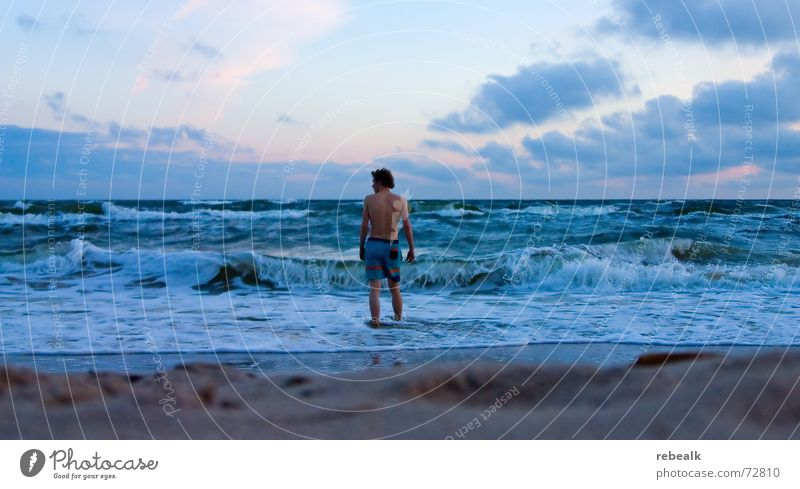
[
  {"xmin": 417, "ymin": 204, "xmax": 485, "ymax": 218},
  {"xmin": 0, "ymin": 203, "xmax": 310, "ymax": 226},
  {"xmin": 3, "ymin": 200, "xmax": 798, "ymax": 355},
  {"xmin": 5, "ymin": 238, "xmax": 797, "ymax": 294},
  {"xmin": 498, "ymin": 204, "xmax": 619, "ymax": 217},
  {"xmin": 179, "ymin": 199, "xmax": 232, "ymax": 206}
]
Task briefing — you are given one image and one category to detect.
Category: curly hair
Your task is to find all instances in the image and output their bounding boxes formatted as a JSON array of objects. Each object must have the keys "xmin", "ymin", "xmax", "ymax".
[{"xmin": 371, "ymin": 167, "xmax": 395, "ymax": 189}]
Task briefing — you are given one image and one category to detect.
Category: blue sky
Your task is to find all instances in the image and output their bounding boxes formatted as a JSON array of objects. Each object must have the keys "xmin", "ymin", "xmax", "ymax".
[{"xmin": 0, "ymin": 0, "xmax": 798, "ymax": 199}]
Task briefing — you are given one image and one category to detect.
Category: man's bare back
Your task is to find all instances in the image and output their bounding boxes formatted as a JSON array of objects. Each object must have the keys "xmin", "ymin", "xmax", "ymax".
[
  {"xmin": 364, "ymin": 190, "xmax": 408, "ymax": 240},
  {"xmin": 359, "ymin": 168, "xmax": 415, "ymax": 327}
]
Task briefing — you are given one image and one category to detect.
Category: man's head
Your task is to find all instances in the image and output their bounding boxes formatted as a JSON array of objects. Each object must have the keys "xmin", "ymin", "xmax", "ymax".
[{"xmin": 371, "ymin": 167, "xmax": 394, "ymax": 192}]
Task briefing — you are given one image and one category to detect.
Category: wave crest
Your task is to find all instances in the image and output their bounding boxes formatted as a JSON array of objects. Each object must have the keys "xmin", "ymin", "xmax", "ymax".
[{"xmin": 5, "ymin": 238, "xmax": 797, "ymax": 293}]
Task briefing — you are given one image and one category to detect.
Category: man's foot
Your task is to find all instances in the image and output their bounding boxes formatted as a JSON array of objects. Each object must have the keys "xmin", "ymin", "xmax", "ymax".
[
  {"xmin": 370, "ymin": 318, "xmax": 380, "ymax": 328},
  {"xmin": 393, "ymin": 313, "xmax": 402, "ymax": 321}
]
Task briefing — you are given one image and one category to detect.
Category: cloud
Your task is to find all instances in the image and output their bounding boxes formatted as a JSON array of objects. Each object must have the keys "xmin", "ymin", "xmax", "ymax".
[
  {"xmin": 102, "ymin": 121, "xmax": 208, "ymax": 146},
  {"xmin": 0, "ymin": 124, "xmax": 258, "ymax": 199},
  {"xmin": 420, "ymin": 139, "xmax": 468, "ymax": 154},
  {"xmin": 42, "ymin": 92, "xmax": 95, "ymax": 126},
  {"xmin": 43, "ymin": 92, "xmax": 66, "ymax": 119},
  {"xmin": 366, "ymin": 155, "xmax": 472, "ymax": 184},
  {"xmin": 0, "ymin": 124, "xmax": 481, "ymax": 199},
  {"xmin": 523, "ymin": 95, "xmax": 693, "ymax": 177},
  {"xmin": 521, "ymin": 51, "xmax": 800, "ymax": 177},
  {"xmin": 146, "ymin": 125, "xmax": 209, "ymax": 146},
  {"xmin": 134, "ymin": 0, "xmax": 348, "ymax": 90},
  {"xmin": 186, "ymin": 40, "xmax": 221, "ymax": 59},
  {"xmin": 103, "ymin": 120, "xmax": 249, "ymax": 158},
  {"xmin": 429, "ymin": 57, "xmax": 636, "ymax": 133},
  {"xmin": 15, "ymin": 12, "xmax": 105, "ymax": 36},
  {"xmin": 422, "ymin": 138, "xmax": 531, "ymax": 174},
  {"xmin": 106, "ymin": 121, "xmax": 147, "ymax": 141},
  {"xmin": 152, "ymin": 68, "xmax": 199, "ymax": 83},
  {"xmin": 69, "ymin": 113, "xmax": 93, "ymax": 126},
  {"xmin": 61, "ymin": 13, "xmax": 104, "ymax": 37},
  {"xmin": 265, "ymin": 157, "xmax": 480, "ymax": 200},
  {"xmin": 473, "ymin": 141, "xmax": 529, "ymax": 172},
  {"xmin": 16, "ymin": 15, "xmax": 39, "ymax": 31},
  {"xmin": 598, "ymin": 0, "xmax": 800, "ymax": 46},
  {"xmin": 276, "ymin": 114, "xmax": 299, "ymax": 125},
  {"xmin": 692, "ymin": 50, "xmax": 800, "ymax": 125},
  {"xmin": 0, "ymin": 118, "xmax": 251, "ymax": 181}
]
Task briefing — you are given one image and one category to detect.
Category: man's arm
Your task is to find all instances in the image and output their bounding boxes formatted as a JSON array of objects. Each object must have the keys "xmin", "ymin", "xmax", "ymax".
[
  {"xmin": 402, "ymin": 198, "xmax": 415, "ymax": 262},
  {"xmin": 359, "ymin": 197, "xmax": 369, "ymax": 260}
]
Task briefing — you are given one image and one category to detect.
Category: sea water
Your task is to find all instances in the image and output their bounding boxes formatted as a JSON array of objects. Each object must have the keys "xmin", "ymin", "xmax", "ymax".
[{"xmin": 1, "ymin": 199, "xmax": 798, "ymax": 355}]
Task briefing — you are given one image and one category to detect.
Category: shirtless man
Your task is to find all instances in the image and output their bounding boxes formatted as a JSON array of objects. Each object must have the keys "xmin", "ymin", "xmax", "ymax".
[{"xmin": 359, "ymin": 168, "xmax": 415, "ymax": 327}]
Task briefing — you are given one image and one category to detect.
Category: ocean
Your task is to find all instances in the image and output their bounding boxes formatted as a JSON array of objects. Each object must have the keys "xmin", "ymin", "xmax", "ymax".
[{"xmin": 1, "ymin": 199, "xmax": 799, "ymax": 361}]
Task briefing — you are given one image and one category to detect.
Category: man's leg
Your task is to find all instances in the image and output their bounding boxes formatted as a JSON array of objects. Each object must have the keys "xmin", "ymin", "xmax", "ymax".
[
  {"xmin": 369, "ymin": 279, "xmax": 382, "ymax": 327},
  {"xmin": 389, "ymin": 278, "xmax": 402, "ymax": 321}
]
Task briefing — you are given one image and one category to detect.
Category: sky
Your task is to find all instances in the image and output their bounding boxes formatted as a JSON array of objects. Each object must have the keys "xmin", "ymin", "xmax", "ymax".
[{"xmin": 0, "ymin": 0, "xmax": 798, "ymax": 200}]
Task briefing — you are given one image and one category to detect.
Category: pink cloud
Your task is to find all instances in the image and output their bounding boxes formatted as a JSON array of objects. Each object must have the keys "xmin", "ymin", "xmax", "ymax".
[
  {"xmin": 690, "ymin": 164, "xmax": 761, "ymax": 185},
  {"xmin": 132, "ymin": 74, "xmax": 150, "ymax": 95},
  {"xmin": 179, "ymin": 0, "xmax": 348, "ymax": 88}
]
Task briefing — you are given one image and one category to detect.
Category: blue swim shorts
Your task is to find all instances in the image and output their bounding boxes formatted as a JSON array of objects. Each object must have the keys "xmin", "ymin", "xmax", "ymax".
[{"xmin": 364, "ymin": 237, "xmax": 402, "ymax": 282}]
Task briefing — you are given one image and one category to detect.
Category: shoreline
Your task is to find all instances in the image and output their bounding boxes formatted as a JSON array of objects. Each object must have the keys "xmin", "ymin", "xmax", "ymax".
[{"xmin": 2, "ymin": 342, "xmax": 797, "ymax": 375}]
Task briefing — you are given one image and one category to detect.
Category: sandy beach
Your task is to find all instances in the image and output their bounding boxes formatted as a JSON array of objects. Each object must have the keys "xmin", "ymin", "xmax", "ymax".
[{"xmin": 2, "ymin": 344, "xmax": 799, "ymax": 439}]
